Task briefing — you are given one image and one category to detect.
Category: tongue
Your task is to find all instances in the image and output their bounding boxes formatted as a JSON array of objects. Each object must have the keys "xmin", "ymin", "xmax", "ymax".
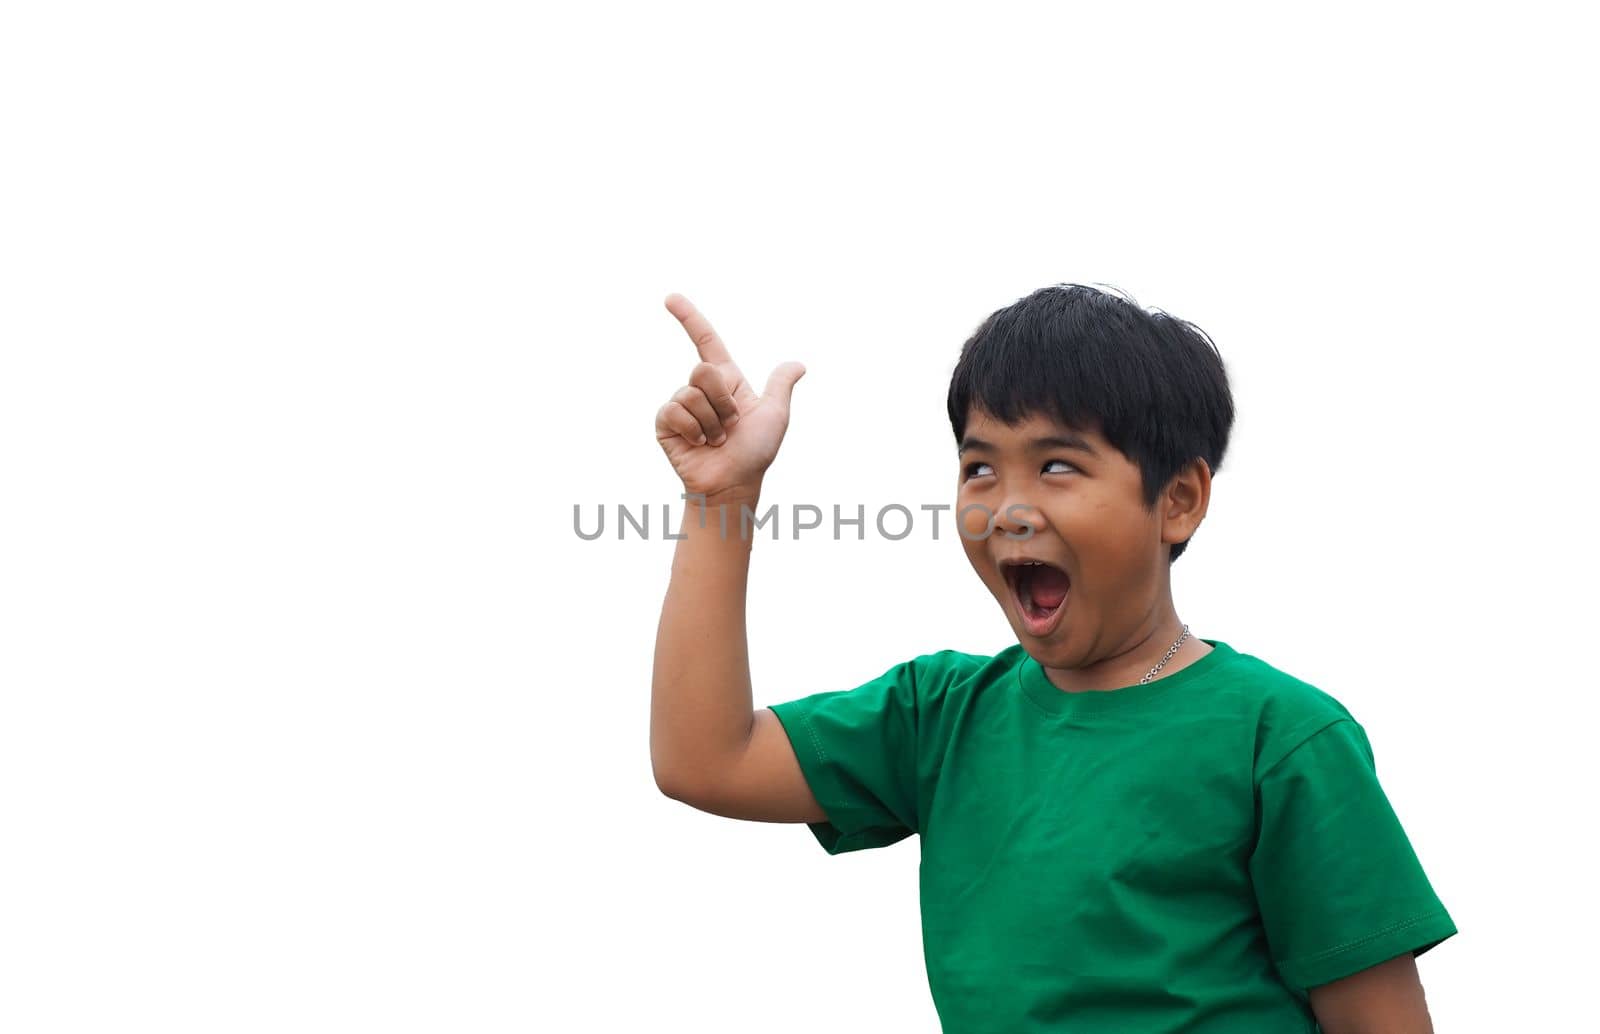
[{"xmin": 1030, "ymin": 566, "xmax": 1070, "ymax": 609}]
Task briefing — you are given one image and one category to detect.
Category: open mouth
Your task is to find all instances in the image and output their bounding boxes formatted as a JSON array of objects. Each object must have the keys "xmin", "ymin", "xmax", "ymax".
[{"xmin": 1001, "ymin": 558, "xmax": 1071, "ymax": 637}]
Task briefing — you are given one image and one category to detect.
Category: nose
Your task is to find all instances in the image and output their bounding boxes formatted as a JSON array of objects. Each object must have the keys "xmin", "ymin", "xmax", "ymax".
[{"xmin": 992, "ymin": 493, "xmax": 1046, "ymax": 540}]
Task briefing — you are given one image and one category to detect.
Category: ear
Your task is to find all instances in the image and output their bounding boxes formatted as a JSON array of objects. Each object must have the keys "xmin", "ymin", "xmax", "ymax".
[{"xmin": 1160, "ymin": 458, "xmax": 1212, "ymax": 547}]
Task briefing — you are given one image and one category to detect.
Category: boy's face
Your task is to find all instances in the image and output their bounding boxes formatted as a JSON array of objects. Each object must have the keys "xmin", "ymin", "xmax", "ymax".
[{"xmin": 957, "ymin": 407, "xmax": 1184, "ymax": 669}]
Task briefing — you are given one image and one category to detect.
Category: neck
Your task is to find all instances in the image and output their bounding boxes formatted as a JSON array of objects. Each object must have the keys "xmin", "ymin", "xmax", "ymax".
[{"xmin": 1041, "ymin": 611, "xmax": 1209, "ymax": 693}]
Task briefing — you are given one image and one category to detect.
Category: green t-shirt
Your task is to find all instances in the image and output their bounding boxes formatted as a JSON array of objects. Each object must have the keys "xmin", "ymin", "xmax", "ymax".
[{"xmin": 767, "ymin": 638, "xmax": 1455, "ymax": 1033}]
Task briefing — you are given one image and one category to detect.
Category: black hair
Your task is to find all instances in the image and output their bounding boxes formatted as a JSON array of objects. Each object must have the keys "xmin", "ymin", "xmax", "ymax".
[{"xmin": 946, "ymin": 283, "xmax": 1234, "ymax": 563}]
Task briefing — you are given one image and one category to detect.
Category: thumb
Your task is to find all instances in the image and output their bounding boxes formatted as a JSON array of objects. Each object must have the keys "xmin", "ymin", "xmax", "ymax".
[{"xmin": 762, "ymin": 361, "xmax": 807, "ymax": 406}]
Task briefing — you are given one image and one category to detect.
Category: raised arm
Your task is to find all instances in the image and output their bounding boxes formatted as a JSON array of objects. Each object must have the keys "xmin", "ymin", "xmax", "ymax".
[
  {"xmin": 1308, "ymin": 952, "xmax": 1435, "ymax": 1033},
  {"xmin": 648, "ymin": 295, "xmax": 821, "ymax": 821}
]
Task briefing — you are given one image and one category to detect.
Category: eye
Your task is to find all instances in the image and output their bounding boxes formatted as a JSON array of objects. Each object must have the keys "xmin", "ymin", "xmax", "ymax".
[
  {"xmin": 1043, "ymin": 458, "xmax": 1077, "ymax": 474},
  {"xmin": 962, "ymin": 461, "xmax": 993, "ymax": 480}
]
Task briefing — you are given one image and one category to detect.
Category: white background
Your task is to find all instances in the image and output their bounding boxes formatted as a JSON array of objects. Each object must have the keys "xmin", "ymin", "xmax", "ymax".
[{"xmin": 3, "ymin": 2, "xmax": 1596, "ymax": 1031}]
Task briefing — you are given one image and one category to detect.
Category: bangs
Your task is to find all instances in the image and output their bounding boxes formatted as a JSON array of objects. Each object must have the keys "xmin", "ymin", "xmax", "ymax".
[{"xmin": 945, "ymin": 284, "xmax": 1234, "ymax": 560}]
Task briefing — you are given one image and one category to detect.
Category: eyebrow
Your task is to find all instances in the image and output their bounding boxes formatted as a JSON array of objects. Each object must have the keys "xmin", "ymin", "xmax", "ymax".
[{"xmin": 958, "ymin": 433, "xmax": 1101, "ymax": 458}]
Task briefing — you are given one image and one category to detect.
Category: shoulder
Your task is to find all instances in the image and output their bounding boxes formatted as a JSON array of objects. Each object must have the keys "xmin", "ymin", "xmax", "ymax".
[
  {"xmin": 1213, "ymin": 642, "xmax": 1362, "ymax": 779},
  {"xmin": 884, "ymin": 647, "xmax": 1024, "ymax": 729},
  {"xmin": 900, "ymin": 647, "xmax": 1002, "ymax": 697}
]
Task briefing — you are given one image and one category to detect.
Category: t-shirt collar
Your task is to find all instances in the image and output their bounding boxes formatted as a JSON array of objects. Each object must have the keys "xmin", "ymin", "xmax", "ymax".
[{"xmin": 1016, "ymin": 638, "xmax": 1236, "ymax": 717}]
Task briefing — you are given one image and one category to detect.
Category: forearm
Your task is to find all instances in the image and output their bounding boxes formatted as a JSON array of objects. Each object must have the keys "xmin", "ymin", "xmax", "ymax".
[{"xmin": 650, "ymin": 491, "xmax": 761, "ymax": 797}]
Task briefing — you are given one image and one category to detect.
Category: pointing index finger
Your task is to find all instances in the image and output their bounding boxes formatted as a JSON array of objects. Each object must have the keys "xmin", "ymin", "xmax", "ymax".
[{"xmin": 664, "ymin": 293, "xmax": 733, "ymax": 364}]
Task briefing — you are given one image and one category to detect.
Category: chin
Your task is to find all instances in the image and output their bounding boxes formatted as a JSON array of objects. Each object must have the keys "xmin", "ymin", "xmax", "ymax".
[
  {"xmin": 1017, "ymin": 635, "xmax": 1069, "ymax": 666},
  {"xmin": 1005, "ymin": 613, "xmax": 1060, "ymax": 653}
]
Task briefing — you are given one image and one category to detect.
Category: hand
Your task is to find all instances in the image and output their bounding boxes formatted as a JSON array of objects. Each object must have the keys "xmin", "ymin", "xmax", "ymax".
[{"xmin": 654, "ymin": 293, "xmax": 806, "ymax": 503}]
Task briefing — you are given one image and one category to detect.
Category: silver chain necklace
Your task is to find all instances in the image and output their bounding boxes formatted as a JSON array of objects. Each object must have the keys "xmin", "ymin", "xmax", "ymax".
[{"xmin": 1138, "ymin": 624, "xmax": 1191, "ymax": 685}]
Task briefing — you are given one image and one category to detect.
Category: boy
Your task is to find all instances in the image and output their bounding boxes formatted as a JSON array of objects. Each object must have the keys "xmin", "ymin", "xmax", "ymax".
[{"xmin": 650, "ymin": 285, "xmax": 1454, "ymax": 1033}]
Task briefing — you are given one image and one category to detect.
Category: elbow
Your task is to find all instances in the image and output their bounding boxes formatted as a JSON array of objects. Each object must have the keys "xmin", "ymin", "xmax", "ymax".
[
  {"xmin": 651, "ymin": 758, "xmax": 699, "ymax": 804},
  {"xmin": 652, "ymin": 758, "xmax": 680, "ymax": 799},
  {"xmin": 654, "ymin": 772, "xmax": 687, "ymax": 802},
  {"xmin": 654, "ymin": 760, "xmax": 731, "ymax": 811}
]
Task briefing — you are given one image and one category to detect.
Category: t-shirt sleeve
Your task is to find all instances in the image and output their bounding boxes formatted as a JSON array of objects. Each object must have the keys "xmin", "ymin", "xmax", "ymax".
[
  {"xmin": 765, "ymin": 657, "xmax": 926, "ymax": 856},
  {"xmin": 1248, "ymin": 718, "xmax": 1457, "ymax": 991}
]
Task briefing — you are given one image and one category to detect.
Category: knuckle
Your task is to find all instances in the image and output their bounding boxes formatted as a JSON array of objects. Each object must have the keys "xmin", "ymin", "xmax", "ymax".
[{"xmin": 689, "ymin": 363, "xmax": 721, "ymax": 390}]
